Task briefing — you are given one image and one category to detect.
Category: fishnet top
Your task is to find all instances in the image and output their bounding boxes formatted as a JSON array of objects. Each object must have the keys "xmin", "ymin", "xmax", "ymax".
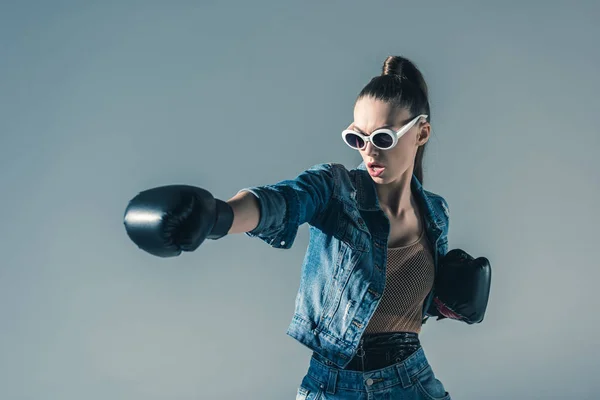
[{"xmin": 364, "ymin": 227, "xmax": 435, "ymax": 334}]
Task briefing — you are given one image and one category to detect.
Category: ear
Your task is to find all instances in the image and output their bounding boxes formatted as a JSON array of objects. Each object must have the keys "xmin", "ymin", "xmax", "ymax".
[{"xmin": 416, "ymin": 122, "xmax": 431, "ymax": 146}]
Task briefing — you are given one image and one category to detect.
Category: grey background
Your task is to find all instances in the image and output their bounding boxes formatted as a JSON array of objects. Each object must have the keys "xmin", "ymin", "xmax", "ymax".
[{"xmin": 1, "ymin": 1, "xmax": 599, "ymax": 399}]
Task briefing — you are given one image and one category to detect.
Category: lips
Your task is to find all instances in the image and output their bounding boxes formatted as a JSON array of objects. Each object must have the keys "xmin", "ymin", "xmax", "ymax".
[{"xmin": 367, "ymin": 161, "xmax": 386, "ymax": 178}]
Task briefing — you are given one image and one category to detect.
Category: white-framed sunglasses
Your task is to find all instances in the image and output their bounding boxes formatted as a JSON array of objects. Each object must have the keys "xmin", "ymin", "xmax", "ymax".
[{"xmin": 341, "ymin": 114, "xmax": 428, "ymax": 150}]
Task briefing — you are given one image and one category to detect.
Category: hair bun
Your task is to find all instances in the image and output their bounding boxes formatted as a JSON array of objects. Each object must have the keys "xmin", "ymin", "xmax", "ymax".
[
  {"xmin": 382, "ymin": 55, "xmax": 406, "ymax": 78},
  {"xmin": 381, "ymin": 55, "xmax": 428, "ymax": 97}
]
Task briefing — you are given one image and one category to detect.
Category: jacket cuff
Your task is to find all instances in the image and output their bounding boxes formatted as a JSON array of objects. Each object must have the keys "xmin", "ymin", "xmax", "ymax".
[{"xmin": 237, "ymin": 185, "xmax": 299, "ymax": 249}]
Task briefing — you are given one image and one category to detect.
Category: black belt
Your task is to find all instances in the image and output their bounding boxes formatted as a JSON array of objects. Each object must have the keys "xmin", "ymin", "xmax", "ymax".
[{"xmin": 313, "ymin": 332, "xmax": 421, "ymax": 372}]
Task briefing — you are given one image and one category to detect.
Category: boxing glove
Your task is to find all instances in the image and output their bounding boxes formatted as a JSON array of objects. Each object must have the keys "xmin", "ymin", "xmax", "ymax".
[
  {"xmin": 430, "ymin": 249, "xmax": 491, "ymax": 324},
  {"xmin": 123, "ymin": 185, "xmax": 234, "ymax": 257}
]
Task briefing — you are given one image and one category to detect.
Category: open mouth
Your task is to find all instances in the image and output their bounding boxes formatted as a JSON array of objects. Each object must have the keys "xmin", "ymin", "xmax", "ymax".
[
  {"xmin": 368, "ymin": 163, "xmax": 386, "ymax": 177},
  {"xmin": 368, "ymin": 162, "xmax": 385, "ymax": 169}
]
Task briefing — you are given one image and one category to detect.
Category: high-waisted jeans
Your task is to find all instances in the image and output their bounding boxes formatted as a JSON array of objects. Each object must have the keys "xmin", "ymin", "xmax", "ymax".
[{"xmin": 296, "ymin": 332, "xmax": 451, "ymax": 399}]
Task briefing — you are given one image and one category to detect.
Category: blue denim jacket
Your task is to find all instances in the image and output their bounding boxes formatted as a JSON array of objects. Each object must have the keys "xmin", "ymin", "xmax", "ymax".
[{"xmin": 238, "ymin": 161, "xmax": 450, "ymax": 368}]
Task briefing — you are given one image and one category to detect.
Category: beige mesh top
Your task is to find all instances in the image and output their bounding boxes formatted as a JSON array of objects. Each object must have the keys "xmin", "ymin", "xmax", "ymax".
[{"xmin": 363, "ymin": 227, "xmax": 435, "ymax": 334}]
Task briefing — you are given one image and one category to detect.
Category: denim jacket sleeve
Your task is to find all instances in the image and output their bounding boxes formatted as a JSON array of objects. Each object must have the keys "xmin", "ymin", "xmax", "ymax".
[
  {"xmin": 426, "ymin": 196, "xmax": 452, "ymax": 321},
  {"xmin": 438, "ymin": 196, "xmax": 450, "ymax": 256},
  {"xmin": 236, "ymin": 163, "xmax": 337, "ymax": 249}
]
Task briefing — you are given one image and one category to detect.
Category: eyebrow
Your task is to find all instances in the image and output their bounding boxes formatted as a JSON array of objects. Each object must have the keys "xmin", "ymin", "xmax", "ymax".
[
  {"xmin": 352, "ymin": 124, "xmax": 393, "ymax": 134},
  {"xmin": 352, "ymin": 118, "xmax": 415, "ymax": 134}
]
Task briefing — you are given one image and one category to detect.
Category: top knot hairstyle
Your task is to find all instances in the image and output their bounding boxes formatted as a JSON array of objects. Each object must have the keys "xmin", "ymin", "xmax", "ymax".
[{"xmin": 357, "ymin": 56, "xmax": 431, "ymax": 183}]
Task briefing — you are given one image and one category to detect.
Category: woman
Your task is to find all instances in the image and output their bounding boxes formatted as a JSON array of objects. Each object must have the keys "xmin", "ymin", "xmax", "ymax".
[
  {"xmin": 286, "ymin": 56, "xmax": 452, "ymax": 399},
  {"xmin": 123, "ymin": 56, "xmax": 488, "ymax": 399}
]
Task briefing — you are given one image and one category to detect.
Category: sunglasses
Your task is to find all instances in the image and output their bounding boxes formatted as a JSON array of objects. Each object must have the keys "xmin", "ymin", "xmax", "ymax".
[{"xmin": 341, "ymin": 114, "xmax": 428, "ymax": 150}]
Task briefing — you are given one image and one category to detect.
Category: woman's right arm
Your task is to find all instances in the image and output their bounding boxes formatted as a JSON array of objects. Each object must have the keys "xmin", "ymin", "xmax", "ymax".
[
  {"xmin": 123, "ymin": 163, "xmax": 338, "ymax": 257},
  {"xmin": 229, "ymin": 163, "xmax": 338, "ymax": 249},
  {"xmin": 225, "ymin": 190, "xmax": 261, "ymax": 234}
]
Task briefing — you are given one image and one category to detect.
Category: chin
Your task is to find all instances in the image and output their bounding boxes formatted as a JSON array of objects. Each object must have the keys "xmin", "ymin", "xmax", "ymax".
[
  {"xmin": 372, "ymin": 176, "xmax": 390, "ymax": 183},
  {"xmin": 369, "ymin": 173, "xmax": 389, "ymax": 183}
]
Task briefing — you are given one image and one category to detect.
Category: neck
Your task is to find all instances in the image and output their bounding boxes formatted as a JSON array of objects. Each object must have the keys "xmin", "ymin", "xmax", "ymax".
[{"xmin": 375, "ymin": 169, "xmax": 415, "ymax": 218}]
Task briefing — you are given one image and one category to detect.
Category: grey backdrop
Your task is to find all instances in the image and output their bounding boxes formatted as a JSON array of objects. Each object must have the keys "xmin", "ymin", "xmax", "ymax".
[{"xmin": 1, "ymin": 1, "xmax": 599, "ymax": 399}]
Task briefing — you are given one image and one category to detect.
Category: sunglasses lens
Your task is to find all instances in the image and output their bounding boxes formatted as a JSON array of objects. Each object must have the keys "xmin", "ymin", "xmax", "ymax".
[
  {"xmin": 372, "ymin": 132, "xmax": 394, "ymax": 149},
  {"xmin": 345, "ymin": 133, "xmax": 365, "ymax": 149}
]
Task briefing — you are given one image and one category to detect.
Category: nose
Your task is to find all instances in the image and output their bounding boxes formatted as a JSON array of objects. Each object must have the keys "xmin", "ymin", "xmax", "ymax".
[{"xmin": 362, "ymin": 141, "xmax": 379, "ymax": 157}]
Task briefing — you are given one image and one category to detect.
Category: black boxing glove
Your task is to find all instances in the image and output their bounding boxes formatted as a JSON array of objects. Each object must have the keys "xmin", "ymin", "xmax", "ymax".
[
  {"xmin": 123, "ymin": 185, "xmax": 234, "ymax": 258},
  {"xmin": 430, "ymin": 249, "xmax": 491, "ymax": 324}
]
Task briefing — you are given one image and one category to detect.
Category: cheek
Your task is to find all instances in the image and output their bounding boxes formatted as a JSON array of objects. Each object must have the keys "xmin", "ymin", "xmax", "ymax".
[
  {"xmin": 399, "ymin": 134, "xmax": 420, "ymax": 156},
  {"xmin": 391, "ymin": 142, "xmax": 415, "ymax": 162}
]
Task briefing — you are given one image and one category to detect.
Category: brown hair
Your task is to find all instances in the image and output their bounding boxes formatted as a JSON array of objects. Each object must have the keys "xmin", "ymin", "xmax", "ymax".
[{"xmin": 357, "ymin": 56, "xmax": 431, "ymax": 183}]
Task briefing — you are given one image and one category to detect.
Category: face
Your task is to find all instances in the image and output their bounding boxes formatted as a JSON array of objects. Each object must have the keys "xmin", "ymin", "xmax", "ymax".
[{"xmin": 347, "ymin": 97, "xmax": 430, "ymax": 183}]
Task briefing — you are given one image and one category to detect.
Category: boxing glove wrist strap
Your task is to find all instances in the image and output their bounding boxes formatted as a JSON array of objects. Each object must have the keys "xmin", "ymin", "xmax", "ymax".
[{"xmin": 207, "ymin": 199, "xmax": 234, "ymax": 240}]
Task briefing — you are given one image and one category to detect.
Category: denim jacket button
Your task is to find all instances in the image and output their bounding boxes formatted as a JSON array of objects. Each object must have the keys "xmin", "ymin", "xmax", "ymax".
[{"xmin": 280, "ymin": 240, "xmax": 286, "ymax": 246}]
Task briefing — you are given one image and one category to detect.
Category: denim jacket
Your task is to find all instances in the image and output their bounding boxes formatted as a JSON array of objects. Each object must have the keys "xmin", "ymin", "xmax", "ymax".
[{"xmin": 238, "ymin": 161, "xmax": 450, "ymax": 368}]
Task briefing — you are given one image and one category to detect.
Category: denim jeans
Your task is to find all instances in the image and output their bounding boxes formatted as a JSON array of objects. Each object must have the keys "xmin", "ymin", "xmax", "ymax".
[{"xmin": 296, "ymin": 333, "xmax": 451, "ymax": 399}]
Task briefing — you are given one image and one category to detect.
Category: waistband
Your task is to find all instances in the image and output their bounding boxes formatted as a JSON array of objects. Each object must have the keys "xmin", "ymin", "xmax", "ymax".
[
  {"xmin": 308, "ymin": 346, "xmax": 430, "ymax": 393},
  {"xmin": 359, "ymin": 331, "xmax": 420, "ymax": 350}
]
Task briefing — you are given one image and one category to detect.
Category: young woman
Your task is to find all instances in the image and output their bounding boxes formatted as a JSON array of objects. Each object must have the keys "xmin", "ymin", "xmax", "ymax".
[{"xmin": 124, "ymin": 56, "xmax": 491, "ymax": 399}]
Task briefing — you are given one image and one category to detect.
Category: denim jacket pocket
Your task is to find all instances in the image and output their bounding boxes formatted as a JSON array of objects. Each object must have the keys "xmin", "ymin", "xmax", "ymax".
[{"xmin": 336, "ymin": 200, "xmax": 371, "ymax": 253}]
